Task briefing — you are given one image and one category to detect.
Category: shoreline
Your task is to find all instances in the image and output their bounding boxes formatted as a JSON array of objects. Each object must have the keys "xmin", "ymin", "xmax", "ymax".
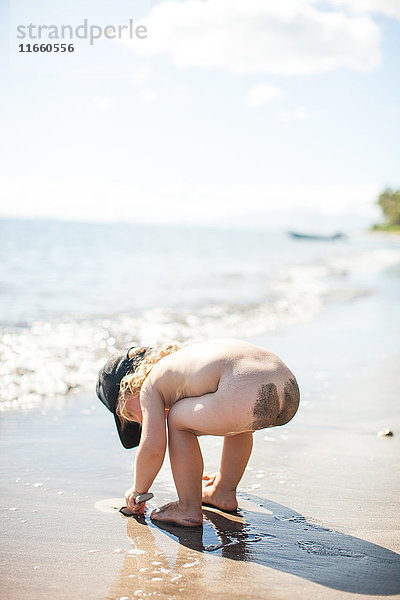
[
  {"xmin": 2, "ymin": 227, "xmax": 400, "ymax": 414},
  {"xmin": 1, "ymin": 273, "xmax": 400, "ymax": 599}
]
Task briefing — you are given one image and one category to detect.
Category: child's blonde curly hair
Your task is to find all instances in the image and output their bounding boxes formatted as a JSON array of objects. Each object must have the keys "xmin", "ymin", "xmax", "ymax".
[{"xmin": 116, "ymin": 342, "xmax": 182, "ymax": 423}]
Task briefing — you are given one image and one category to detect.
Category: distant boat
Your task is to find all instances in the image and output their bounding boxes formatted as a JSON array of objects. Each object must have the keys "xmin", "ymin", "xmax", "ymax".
[{"xmin": 288, "ymin": 231, "xmax": 345, "ymax": 241}]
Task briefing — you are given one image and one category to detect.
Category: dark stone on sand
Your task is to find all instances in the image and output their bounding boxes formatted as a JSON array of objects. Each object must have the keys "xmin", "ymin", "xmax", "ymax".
[{"xmin": 377, "ymin": 429, "xmax": 394, "ymax": 437}]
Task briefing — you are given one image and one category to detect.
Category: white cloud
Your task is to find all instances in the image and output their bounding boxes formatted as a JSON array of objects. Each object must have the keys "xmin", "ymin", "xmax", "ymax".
[
  {"xmin": 139, "ymin": 89, "xmax": 157, "ymax": 103},
  {"xmin": 123, "ymin": 0, "xmax": 381, "ymax": 75},
  {"xmin": 279, "ymin": 106, "xmax": 312, "ymax": 121},
  {"xmin": 292, "ymin": 107, "xmax": 310, "ymax": 120},
  {"xmin": 329, "ymin": 0, "xmax": 400, "ymax": 21},
  {"xmin": 245, "ymin": 84, "xmax": 285, "ymax": 108},
  {"xmin": 93, "ymin": 96, "xmax": 112, "ymax": 111}
]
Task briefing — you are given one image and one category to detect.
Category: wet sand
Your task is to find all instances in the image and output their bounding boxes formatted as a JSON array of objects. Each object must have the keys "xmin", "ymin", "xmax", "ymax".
[{"xmin": 1, "ymin": 287, "xmax": 400, "ymax": 599}]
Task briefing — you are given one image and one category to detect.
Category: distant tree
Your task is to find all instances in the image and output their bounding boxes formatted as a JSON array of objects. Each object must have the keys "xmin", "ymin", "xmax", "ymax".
[{"xmin": 377, "ymin": 188, "xmax": 400, "ymax": 226}]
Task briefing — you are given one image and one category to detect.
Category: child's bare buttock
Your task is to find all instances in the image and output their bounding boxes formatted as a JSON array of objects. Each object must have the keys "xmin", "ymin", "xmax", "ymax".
[
  {"xmin": 251, "ymin": 377, "xmax": 299, "ymax": 430},
  {"xmin": 150, "ymin": 339, "xmax": 299, "ymax": 433}
]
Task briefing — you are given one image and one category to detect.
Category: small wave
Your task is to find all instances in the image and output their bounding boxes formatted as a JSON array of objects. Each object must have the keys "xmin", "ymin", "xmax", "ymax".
[
  {"xmin": 1, "ymin": 245, "xmax": 399, "ymax": 412},
  {"xmin": 0, "ymin": 297, "xmax": 313, "ymax": 412}
]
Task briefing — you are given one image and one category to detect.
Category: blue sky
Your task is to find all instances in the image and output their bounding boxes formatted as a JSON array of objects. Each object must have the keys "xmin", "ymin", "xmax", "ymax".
[{"xmin": 1, "ymin": 0, "xmax": 400, "ymax": 229}]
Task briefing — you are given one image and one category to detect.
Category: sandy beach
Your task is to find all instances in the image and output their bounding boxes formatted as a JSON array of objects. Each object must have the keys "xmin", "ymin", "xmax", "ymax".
[{"xmin": 1, "ymin": 266, "xmax": 400, "ymax": 600}]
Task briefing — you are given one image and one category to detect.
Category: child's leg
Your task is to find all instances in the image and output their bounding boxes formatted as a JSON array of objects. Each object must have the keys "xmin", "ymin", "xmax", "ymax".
[
  {"xmin": 151, "ymin": 393, "xmax": 251, "ymax": 525},
  {"xmin": 150, "ymin": 424, "xmax": 204, "ymax": 526},
  {"xmin": 202, "ymin": 432, "xmax": 253, "ymax": 511}
]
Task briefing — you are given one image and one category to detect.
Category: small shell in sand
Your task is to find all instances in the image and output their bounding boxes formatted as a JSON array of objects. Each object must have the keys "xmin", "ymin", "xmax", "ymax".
[{"xmin": 127, "ymin": 548, "xmax": 146, "ymax": 556}]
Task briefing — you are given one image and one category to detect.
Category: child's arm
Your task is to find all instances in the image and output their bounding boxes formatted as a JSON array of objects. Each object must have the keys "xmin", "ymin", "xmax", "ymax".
[{"xmin": 126, "ymin": 378, "xmax": 167, "ymax": 510}]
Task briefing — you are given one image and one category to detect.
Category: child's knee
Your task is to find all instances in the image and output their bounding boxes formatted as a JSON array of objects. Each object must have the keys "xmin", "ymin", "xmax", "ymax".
[
  {"xmin": 167, "ymin": 404, "xmax": 189, "ymax": 432},
  {"xmin": 166, "ymin": 406, "xmax": 179, "ymax": 430}
]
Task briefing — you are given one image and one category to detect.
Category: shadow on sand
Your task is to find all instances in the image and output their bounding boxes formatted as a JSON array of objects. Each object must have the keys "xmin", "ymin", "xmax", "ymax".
[{"xmin": 144, "ymin": 493, "xmax": 400, "ymax": 596}]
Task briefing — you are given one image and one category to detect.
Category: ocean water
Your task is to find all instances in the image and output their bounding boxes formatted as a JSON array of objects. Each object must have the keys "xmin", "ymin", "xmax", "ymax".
[{"xmin": 1, "ymin": 218, "xmax": 399, "ymax": 411}]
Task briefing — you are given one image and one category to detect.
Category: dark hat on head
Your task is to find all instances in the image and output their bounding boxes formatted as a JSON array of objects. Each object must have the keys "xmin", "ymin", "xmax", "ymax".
[{"xmin": 96, "ymin": 347, "xmax": 147, "ymax": 449}]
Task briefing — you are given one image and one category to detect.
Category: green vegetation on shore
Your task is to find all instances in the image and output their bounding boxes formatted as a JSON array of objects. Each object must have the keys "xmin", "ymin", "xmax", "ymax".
[
  {"xmin": 372, "ymin": 223, "xmax": 400, "ymax": 232},
  {"xmin": 372, "ymin": 188, "xmax": 400, "ymax": 232}
]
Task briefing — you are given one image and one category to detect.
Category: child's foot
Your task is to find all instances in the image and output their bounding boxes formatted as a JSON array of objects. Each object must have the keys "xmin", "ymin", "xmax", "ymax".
[
  {"xmin": 150, "ymin": 501, "xmax": 203, "ymax": 527},
  {"xmin": 201, "ymin": 485, "xmax": 238, "ymax": 512}
]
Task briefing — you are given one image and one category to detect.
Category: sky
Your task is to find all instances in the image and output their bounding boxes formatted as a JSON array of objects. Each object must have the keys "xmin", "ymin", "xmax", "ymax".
[{"xmin": 1, "ymin": 0, "xmax": 400, "ymax": 229}]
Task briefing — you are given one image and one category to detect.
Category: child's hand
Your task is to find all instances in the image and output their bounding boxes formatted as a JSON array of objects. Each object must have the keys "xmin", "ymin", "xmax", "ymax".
[{"xmin": 124, "ymin": 487, "xmax": 146, "ymax": 514}]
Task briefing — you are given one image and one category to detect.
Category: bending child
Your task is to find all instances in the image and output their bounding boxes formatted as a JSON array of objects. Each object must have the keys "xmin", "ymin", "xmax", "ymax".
[{"xmin": 96, "ymin": 338, "xmax": 299, "ymax": 527}]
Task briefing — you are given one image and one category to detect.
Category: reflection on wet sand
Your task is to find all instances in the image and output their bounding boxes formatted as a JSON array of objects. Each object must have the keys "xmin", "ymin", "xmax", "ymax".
[
  {"xmin": 109, "ymin": 494, "xmax": 400, "ymax": 599},
  {"xmin": 108, "ymin": 513, "xmax": 207, "ymax": 599}
]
